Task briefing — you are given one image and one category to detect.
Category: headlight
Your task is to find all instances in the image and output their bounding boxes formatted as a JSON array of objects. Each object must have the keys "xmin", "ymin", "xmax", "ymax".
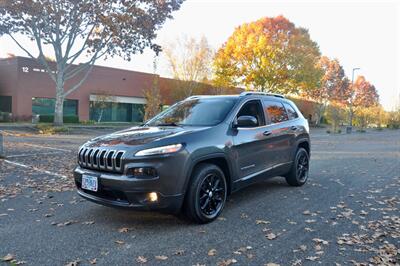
[{"xmin": 135, "ymin": 144, "xmax": 183, "ymax": 156}]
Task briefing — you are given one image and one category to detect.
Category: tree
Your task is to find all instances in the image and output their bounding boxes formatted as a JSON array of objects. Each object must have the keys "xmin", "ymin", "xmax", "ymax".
[
  {"xmin": 350, "ymin": 75, "xmax": 379, "ymax": 127},
  {"xmin": 352, "ymin": 76, "xmax": 379, "ymax": 108},
  {"xmin": 326, "ymin": 101, "xmax": 346, "ymax": 133},
  {"xmin": 144, "ymin": 58, "xmax": 162, "ymax": 121},
  {"xmin": 163, "ymin": 35, "xmax": 214, "ymax": 99},
  {"xmin": 90, "ymin": 92, "xmax": 115, "ymax": 123},
  {"xmin": 213, "ymin": 15, "xmax": 322, "ymax": 94},
  {"xmin": 305, "ymin": 56, "xmax": 350, "ymax": 125},
  {"xmin": 0, "ymin": 0, "xmax": 183, "ymax": 126}
]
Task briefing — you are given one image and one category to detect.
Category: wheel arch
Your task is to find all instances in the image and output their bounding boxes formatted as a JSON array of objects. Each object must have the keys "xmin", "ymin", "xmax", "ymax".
[
  {"xmin": 297, "ymin": 139, "xmax": 310, "ymax": 155},
  {"xmin": 184, "ymin": 153, "xmax": 233, "ymax": 196}
]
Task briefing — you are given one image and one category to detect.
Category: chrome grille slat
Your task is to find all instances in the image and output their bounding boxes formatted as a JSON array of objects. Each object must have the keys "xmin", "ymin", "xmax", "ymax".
[{"xmin": 78, "ymin": 147, "xmax": 125, "ymax": 173}]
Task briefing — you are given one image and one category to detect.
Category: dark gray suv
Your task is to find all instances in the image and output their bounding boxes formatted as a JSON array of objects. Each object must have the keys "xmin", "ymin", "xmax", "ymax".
[{"xmin": 74, "ymin": 92, "xmax": 310, "ymax": 223}]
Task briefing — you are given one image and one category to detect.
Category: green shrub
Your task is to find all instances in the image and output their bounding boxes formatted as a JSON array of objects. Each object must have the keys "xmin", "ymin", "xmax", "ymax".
[
  {"xmin": 80, "ymin": 120, "xmax": 96, "ymax": 125},
  {"xmin": 35, "ymin": 124, "xmax": 69, "ymax": 134},
  {"xmin": 39, "ymin": 115, "xmax": 79, "ymax": 123},
  {"xmin": 0, "ymin": 112, "xmax": 12, "ymax": 122}
]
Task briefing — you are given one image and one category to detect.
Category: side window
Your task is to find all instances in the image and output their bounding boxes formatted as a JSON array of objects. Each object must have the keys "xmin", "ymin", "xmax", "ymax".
[
  {"xmin": 236, "ymin": 100, "xmax": 265, "ymax": 127},
  {"xmin": 283, "ymin": 102, "xmax": 299, "ymax": 120},
  {"xmin": 263, "ymin": 100, "xmax": 289, "ymax": 124}
]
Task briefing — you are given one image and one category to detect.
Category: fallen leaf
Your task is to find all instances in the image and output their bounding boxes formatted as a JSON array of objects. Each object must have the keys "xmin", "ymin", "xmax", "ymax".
[
  {"xmin": 208, "ymin": 249, "xmax": 217, "ymax": 256},
  {"xmin": 65, "ymin": 260, "xmax": 80, "ymax": 266},
  {"xmin": 266, "ymin": 233, "xmax": 277, "ymax": 240},
  {"xmin": 118, "ymin": 227, "xmax": 129, "ymax": 233},
  {"xmin": 174, "ymin": 249, "xmax": 185, "ymax": 256},
  {"xmin": 155, "ymin": 255, "xmax": 168, "ymax": 261},
  {"xmin": 114, "ymin": 240, "xmax": 125, "ymax": 245},
  {"xmin": 256, "ymin": 220, "xmax": 270, "ymax": 225},
  {"xmin": 2, "ymin": 254, "xmax": 14, "ymax": 261},
  {"xmin": 312, "ymin": 238, "xmax": 329, "ymax": 245},
  {"xmin": 218, "ymin": 258, "xmax": 237, "ymax": 266},
  {"xmin": 299, "ymin": 245, "xmax": 307, "ymax": 251},
  {"xmin": 265, "ymin": 263, "xmax": 280, "ymax": 266},
  {"xmin": 136, "ymin": 256, "xmax": 147, "ymax": 264},
  {"xmin": 306, "ymin": 256, "xmax": 319, "ymax": 261},
  {"xmin": 89, "ymin": 258, "xmax": 97, "ymax": 264}
]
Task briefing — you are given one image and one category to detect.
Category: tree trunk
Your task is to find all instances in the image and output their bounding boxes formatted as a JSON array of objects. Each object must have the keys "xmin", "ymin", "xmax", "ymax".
[
  {"xmin": 54, "ymin": 82, "xmax": 64, "ymax": 126},
  {"xmin": 98, "ymin": 108, "xmax": 103, "ymax": 123}
]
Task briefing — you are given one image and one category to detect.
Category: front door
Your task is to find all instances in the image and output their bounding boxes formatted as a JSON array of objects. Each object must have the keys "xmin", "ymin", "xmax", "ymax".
[{"xmin": 231, "ymin": 100, "xmax": 270, "ymax": 179}]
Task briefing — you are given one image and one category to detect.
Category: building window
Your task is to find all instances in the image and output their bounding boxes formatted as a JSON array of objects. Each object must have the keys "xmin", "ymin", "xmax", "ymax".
[
  {"xmin": 89, "ymin": 101, "xmax": 144, "ymax": 123},
  {"xmin": 32, "ymin": 97, "xmax": 78, "ymax": 116},
  {"xmin": 0, "ymin": 96, "xmax": 12, "ymax": 113}
]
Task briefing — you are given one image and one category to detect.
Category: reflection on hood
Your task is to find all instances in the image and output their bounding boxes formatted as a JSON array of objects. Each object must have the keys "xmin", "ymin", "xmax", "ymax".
[{"xmin": 85, "ymin": 126, "xmax": 205, "ymax": 148}]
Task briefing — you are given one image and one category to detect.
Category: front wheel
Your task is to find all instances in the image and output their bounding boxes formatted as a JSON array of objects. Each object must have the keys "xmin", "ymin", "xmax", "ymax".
[
  {"xmin": 285, "ymin": 148, "xmax": 309, "ymax": 186},
  {"xmin": 184, "ymin": 163, "xmax": 227, "ymax": 223}
]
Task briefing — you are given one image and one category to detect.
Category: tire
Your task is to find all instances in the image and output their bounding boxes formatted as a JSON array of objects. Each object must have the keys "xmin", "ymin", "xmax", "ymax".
[
  {"xmin": 183, "ymin": 163, "xmax": 227, "ymax": 224},
  {"xmin": 285, "ymin": 147, "xmax": 310, "ymax": 186}
]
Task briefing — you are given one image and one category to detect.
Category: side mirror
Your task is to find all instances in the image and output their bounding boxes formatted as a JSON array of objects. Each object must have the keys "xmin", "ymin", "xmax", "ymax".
[{"xmin": 233, "ymin": 115, "xmax": 258, "ymax": 128}]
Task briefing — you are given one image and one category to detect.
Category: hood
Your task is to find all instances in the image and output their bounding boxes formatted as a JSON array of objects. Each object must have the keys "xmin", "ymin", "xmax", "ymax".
[{"xmin": 85, "ymin": 126, "xmax": 208, "ymax": 148}]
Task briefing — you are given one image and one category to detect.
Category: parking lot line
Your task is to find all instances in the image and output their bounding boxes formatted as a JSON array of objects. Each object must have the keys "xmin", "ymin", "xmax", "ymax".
[
  {"xmin": 7, "ymin": 151, "xmax": 64, "ymax": 158},
  {"xmin": 22, "ymin": 143, "xmax": 72, "ymax": 152},
  {"xmin": 4, "ymin": 159, "xmax": 68, "ymax": 179}
]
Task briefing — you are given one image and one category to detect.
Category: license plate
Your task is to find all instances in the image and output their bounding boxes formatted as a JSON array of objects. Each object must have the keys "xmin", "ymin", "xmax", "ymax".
[{"xmin": 81, "ymin": 175, "xmax": 98, "ymax": 192}]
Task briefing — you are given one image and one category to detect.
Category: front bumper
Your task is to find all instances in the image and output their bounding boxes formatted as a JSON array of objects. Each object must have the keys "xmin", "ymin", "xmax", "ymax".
[{"xmin": 74, "ymin": 167, "xmax": 184, "ymax": 213}]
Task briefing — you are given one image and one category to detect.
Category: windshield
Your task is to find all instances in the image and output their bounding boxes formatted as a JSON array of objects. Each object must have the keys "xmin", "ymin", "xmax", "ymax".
[{"xmin": 145, "ymin": 97, "xmax": 237, "ymax": 127}]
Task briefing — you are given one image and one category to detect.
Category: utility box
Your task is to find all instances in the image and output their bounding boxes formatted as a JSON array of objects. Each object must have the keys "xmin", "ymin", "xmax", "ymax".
[
  {"xmin": 32, "ymin": 114, "xmax": 40, "ymax": 124},
  {"xmin": 346, "ymin": 126, "xmax": 352, "ymax": 134}
]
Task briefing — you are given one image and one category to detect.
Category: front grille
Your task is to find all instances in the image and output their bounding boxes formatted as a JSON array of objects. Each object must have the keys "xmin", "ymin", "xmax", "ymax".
[{"xmin": 78, "ymin": 147, "xmax": 125, "ymax": 173}]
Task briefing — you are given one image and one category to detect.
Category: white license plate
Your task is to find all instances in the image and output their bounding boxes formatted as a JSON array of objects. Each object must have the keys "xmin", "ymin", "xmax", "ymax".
[{"xmin": 81, "ymin": 175, "xmax": 98, "ymax": 192}]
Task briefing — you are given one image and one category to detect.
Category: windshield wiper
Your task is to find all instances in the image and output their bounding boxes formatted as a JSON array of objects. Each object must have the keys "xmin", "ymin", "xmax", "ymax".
[{"xmin": 155, "ymin": 122, "xmax": 181, "ymax": 127}]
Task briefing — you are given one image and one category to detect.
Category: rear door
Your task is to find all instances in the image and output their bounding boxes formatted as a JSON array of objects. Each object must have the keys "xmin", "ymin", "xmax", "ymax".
[{"xmin": 262, "ymin": 100, "xmax": 294, "ymax": 167}]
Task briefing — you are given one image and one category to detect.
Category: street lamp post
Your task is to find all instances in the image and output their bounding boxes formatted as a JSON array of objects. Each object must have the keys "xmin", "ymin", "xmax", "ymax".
[{"xmin": 348, "ymin": 67, "xmax": 360, "ymax": 131}]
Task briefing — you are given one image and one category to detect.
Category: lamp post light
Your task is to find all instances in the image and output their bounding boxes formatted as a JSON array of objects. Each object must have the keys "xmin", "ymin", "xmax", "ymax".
[{"xmin": 348, "ymin": 67, "xmax": 360, "ymax": 132}]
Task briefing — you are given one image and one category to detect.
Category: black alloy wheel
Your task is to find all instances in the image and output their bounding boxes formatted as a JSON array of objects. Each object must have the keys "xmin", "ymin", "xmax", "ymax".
[
  {"xmin": 198, "ymin": 173, "xmax": 225, "ymax": 217},
  {"xmin": 184, "ymin": 163, "xmax": 227, "ymax": 223},
  {"xmin": 296, "ymin": 151, "xmax": 309, "ymax": 182},
  {"xmin": 285, "ymin": 147, "xmax": 309, "ymax": 186}
]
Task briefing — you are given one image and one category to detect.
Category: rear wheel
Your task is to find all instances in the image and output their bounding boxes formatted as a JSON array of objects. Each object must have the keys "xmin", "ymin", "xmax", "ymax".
[
  {"xmin": 285, "ymin": 147, "xmax": 309, "ymax": 186},
  {"xmin": 184, "ymin": 163, "xmax": 227, "ymax": 223}
]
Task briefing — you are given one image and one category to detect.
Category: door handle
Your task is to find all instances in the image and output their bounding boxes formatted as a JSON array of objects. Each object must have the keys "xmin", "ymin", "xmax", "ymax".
[
  {"xmin": 290, "ymin": 126, "xmax": 298, "ymax": 131},
  {"xmin": 263, "ymin": 131, "xmax": 271, "ymax": 136}
]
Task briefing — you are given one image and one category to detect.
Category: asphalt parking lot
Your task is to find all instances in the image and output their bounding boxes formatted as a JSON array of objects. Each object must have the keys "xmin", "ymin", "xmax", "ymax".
[{"xmin": 0, "ymin": 127, "xmax": 399, "ymax": 266}]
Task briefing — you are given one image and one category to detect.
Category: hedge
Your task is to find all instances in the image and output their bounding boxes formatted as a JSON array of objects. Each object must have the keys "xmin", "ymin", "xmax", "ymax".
[{"xmin": 39, "ymin": 115, "xmax": 79, "ymax": 123}]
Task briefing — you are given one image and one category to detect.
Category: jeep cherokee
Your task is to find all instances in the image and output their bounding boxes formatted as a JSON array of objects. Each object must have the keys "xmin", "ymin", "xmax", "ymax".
[{"xmin": 74, "ymin": 92, "xmax": 310, "ymax": 223}]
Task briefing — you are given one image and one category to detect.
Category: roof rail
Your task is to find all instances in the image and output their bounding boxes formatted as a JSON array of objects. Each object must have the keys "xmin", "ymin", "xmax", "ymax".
[{"xmin": 239, "ymin": 91, "xmax": 285, "ymax": 98}]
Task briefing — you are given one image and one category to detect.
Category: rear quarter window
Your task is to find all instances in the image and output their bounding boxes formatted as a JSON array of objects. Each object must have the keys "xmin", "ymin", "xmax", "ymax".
[{"xmin": 283, "ymin": 102, "xmax": 299, "ymax": 120}]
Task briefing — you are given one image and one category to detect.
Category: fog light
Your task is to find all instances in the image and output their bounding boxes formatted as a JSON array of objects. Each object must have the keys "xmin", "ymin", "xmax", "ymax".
[{"xmin": 148, "ymin": 192, "xmax": 158, "ymax": 202}]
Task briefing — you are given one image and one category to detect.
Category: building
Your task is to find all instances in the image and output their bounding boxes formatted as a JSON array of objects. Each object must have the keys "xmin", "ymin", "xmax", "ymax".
[
  {"xmin": 0, "ymin": 56, "xmax": 317, "ymax": 124},
  {"xmin": 0, "ymin": 56, "xmax": 224, "ymax": 123}
]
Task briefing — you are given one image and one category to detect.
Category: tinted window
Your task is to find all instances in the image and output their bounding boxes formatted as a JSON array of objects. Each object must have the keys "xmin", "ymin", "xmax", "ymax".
[
  {"xmin": 0, "ymin": 96, "xmax": 12, "ymax": 113},
  {"xmin": 237, "ymin": 100, "xmax": 265, "ymax": 127},
  {"xmin": 32, "ymin": 97, "xmax": 78, "ymax": 116},
  {"xmin": 263, "ymin": 100, "xmax": 289, "ymax": 124},
  {"xmin": 283, "ymin": 102, "xmax": 299, "ymax": 120},
  {"xmin": 146, "ymin": 97, "xmax": 237, "ymax": 126}
]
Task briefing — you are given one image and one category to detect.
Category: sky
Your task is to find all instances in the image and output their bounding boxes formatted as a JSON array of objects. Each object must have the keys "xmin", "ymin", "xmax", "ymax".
[{"xmin": 0, "ymin": 0, "xmax": 399, "ymax": 110}]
